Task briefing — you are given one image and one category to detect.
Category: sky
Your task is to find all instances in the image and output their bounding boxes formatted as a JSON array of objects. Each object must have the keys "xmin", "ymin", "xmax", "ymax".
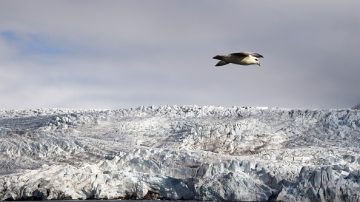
[{"xmin": 0, "ymin": 0, "xmax": 359, "ymax": 109}]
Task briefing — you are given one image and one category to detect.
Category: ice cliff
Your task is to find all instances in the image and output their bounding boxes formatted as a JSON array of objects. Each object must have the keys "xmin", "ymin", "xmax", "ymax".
[{"xmin": 0, "ymin": 106, "xmax": 359, "ymax": 201}]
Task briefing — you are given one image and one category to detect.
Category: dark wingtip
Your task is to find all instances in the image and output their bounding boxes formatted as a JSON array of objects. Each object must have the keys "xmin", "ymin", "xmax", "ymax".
[
  {"xmin": 215, "ymin": 61, "xmax": 228, "ymax": 66},
  {"xmin": 251, "ymin": 53, "xmax": 264, "ymax": 58},
  {"xmin": 213, "ymin": 55, "xmax": 222, "ymax": 60}
]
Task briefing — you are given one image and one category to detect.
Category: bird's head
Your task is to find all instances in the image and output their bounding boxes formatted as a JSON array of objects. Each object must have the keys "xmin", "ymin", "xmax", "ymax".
[{"xmin": 254, "ymin": 58, "xmax": 261, "ymax": 66}]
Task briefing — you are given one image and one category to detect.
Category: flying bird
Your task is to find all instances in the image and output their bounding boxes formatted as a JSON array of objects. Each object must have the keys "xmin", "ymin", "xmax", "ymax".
[{"xmin": 213, "ymin": 52, "xmax": 264, "ymax": 66}]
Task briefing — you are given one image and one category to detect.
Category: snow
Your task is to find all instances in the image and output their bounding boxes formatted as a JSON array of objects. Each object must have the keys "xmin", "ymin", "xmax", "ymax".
[
  {"xmin": 353, "ymin": 103, "xmax": 360, "ymax": 110},
  {"xmin": 0, "ymin": 106, "xmax": 360, "ymax": 201}
]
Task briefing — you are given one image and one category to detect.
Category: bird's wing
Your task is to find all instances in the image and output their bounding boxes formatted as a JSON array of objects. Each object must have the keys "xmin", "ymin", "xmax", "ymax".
[
  {"xmin": 230, "ymin": 52, "xmax": 249, "ymax": 58},
  {"xmin": 250, "ymin": 53, "xmax": 264, "ymax": 58}
]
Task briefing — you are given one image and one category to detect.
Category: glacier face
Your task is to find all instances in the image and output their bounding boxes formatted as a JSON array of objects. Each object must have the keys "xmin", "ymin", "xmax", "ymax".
[{"xmin": 0, "ymin": 106, "xmax": 360, "ymax": 201}]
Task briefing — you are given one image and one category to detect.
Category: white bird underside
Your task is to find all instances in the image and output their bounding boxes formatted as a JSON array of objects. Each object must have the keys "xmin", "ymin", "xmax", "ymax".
[{"xmin": 213, "ymin": 52, "xmax": 264, "ymax": 66}]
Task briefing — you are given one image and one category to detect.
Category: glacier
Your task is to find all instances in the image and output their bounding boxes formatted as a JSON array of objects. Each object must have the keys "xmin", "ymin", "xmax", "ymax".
[{"xmin": 0, "ymin": 106, "xmax": 360, "ymax": 201}]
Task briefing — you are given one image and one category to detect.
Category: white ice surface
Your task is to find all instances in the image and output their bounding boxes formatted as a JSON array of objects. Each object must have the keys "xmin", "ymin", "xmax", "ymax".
[{"xmin": 0, "ymin": 106, "xmax": 359, "ymax": 201}]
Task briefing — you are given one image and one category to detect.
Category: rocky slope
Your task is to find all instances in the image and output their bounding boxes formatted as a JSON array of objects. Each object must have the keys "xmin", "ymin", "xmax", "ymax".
[{"xmin": 0, "ymin": 106, "xmax": 359, "ymax": 201}]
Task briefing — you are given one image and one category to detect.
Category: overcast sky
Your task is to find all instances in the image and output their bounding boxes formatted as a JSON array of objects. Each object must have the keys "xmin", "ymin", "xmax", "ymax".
[{"xmin": 0, "ymin": 0, "xmax": 359, "ymax": 109}]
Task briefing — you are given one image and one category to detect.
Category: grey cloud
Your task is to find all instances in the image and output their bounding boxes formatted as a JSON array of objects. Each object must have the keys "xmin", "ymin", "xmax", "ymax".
[{"xmin": 0, "ymin": 0, "xmax": 359, "ymax": 109}]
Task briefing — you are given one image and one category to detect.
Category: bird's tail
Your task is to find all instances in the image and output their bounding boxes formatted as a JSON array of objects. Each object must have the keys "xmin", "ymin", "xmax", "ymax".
[
  {"xmin": 213, "ymin": 55, "xmax": 228, "ymax": 66},
  {"xmin": 215, "ymin": 61, "xmax": 229, "ymax": 66}
]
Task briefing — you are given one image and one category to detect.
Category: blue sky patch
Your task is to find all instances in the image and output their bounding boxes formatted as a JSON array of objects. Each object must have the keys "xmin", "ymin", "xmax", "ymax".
[{"xmin": 1, "ymin": 30, "xmax": 68, "ymax": 55}]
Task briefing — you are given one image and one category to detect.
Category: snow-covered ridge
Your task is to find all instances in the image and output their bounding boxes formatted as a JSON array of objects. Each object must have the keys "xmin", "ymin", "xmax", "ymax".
[{"xmin": 0, "ymin": 106, "xmax": 359, "ymax": 201}]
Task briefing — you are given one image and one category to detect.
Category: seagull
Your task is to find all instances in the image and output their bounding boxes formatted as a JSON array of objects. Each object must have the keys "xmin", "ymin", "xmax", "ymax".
[{"xmin": 213, "ymin": 52, "xmax": 264, "ymax": 66}]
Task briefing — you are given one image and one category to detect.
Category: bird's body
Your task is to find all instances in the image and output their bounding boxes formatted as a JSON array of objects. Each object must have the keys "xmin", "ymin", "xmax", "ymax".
[{"xmin": 213, "ymin": 52, "xmax": 263, "ymax": 66}]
